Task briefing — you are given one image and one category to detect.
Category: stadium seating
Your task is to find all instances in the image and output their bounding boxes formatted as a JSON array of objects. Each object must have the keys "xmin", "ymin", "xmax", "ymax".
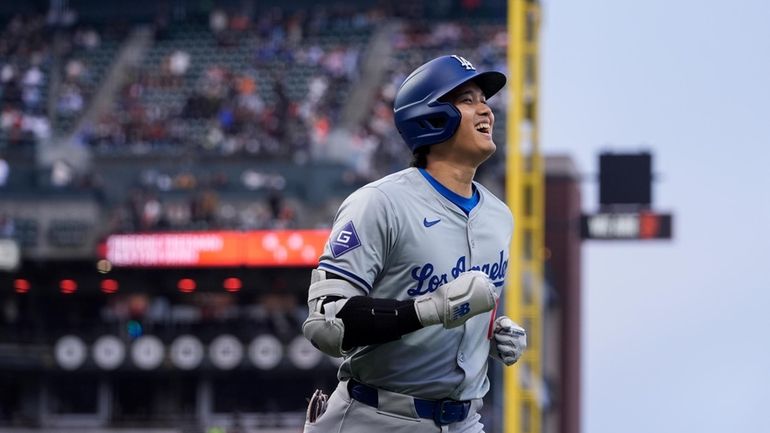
[
  {"xmin": 87, "ymin": 16, "xmax": 373, "ymax": 157},
  {"xmin": 0, "ymin": 14, "xmax": 51, "ymax": 150},
  {"xmin": 1, "ymin": 8, "xmax": 508, "ymax": 234},
  {"xmin": 53, "ymin": 26, "xmax": 121, "ymax": 135}
]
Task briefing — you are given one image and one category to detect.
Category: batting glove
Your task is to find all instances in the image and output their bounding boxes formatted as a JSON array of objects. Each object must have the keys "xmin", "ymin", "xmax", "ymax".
[
  {"xmin": 489, "ymin": 316, "xmax": 527, "ymax": 366},
  {"xmin": 414, "ymin": 270, "xmax": 498, "ymax": 329}
]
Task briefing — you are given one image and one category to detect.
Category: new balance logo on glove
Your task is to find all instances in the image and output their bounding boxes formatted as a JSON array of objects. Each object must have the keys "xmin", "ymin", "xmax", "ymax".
[{"xmin": 451, "ymin": 302, "xmax": 471, "ymax": 320}]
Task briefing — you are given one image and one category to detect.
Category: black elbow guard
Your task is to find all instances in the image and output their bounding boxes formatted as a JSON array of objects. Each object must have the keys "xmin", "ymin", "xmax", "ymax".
[{"xmin": 336, "ymin": 296, "xmax": 422, "ymax": 348}]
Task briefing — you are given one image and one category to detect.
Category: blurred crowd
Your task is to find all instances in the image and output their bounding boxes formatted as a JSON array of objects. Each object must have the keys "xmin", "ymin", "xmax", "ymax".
[
  {"xmin": 0, "ymin": 12, "xmax": 120, "ymax": 147},
  {"xmin": 111, "ymin": 186, "xmax": 298, "ymax": 233},
  {"xmin": 55, "ymin": 26, "xmax": 103, "ymax": 122},
  {"xmin": 83, "ymin": 6, "xmax": 377, "ymax": 161},
  {"xmin": 0, "ymin": 14, "xmax": 51, "ymax": 148},
  {"xmin": 1, "ymin": 5, "xmax": 508, "ymax": 234}
]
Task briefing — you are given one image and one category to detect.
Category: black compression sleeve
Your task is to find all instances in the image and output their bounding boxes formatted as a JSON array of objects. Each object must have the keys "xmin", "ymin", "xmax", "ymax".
[{"xmin": 321, "ymin": 296, "xmax": 422, "ymax": 349}]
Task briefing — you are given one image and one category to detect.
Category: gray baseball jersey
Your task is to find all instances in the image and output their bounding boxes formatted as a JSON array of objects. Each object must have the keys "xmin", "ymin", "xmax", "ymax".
[{"xmin": 318, "ymin": 167, "xmax": 512, "ymax": 401}]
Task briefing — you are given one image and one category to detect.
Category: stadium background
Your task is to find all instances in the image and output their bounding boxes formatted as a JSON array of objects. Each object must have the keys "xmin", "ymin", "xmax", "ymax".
[{"xmin": 0, "ymin": 1, "xmax": 584, "ymax": 433}]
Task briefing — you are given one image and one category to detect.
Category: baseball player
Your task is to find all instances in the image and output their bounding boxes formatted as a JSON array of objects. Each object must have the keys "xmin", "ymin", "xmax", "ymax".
[{"xmin": 302, "ymin": 55, "xmax": 527, "ymax": 433}]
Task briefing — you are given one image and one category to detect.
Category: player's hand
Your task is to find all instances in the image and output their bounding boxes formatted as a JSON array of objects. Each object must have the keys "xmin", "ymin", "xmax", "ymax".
[
  {"xmin": 489, "ymin": 316, "xmax": 527, "ymax": 366},
  {"xmin": 413, "ymin": 270, "xmax": 498, "ymax": 329},
  {"xmin": 305, "ymin": 389, "xmax": 329, "ymax": 423}
]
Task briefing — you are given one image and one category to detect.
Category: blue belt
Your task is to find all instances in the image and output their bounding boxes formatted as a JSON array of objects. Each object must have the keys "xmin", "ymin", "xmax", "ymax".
[{"xmin": 347, "ymin": 379, "xmax": 471, "ymax": 426}]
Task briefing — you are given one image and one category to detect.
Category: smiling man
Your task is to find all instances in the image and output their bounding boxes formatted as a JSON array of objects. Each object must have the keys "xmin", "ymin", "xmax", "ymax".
[{"xmin": 302, "ymin": 55, "xmax": 527, "ymax": 433}]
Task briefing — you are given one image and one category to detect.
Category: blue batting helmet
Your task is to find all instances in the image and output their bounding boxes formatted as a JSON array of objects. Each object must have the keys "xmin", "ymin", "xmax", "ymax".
[{"xmin": 393, "ymin": 55, "xmax": 506, "ymax": 152}]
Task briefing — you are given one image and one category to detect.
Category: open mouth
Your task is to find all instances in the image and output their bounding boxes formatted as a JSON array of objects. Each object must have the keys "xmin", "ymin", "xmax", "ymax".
[{"xmin": 475, "ymin": 122, "xmax": 491, "ymax": 135}]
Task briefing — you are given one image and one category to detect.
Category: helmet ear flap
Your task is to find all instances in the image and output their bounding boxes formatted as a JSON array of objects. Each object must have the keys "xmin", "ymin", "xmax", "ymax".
[
  {"xmin": 420, "ymin": 116, "xmax": 447, "ymax": 130},
  {"xmin": 394, "ymin": 101, "xmax": 461, "ymax": 152}
]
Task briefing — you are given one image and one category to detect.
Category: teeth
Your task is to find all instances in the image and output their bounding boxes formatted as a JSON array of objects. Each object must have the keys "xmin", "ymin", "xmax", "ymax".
[{"xmin": 475, "ymin": 122, "xmax": 490, "ymax": 132}]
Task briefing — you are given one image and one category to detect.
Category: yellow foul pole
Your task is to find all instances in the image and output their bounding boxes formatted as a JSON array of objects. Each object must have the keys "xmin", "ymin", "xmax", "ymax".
[{"xmin": 505, "ymin": 1, "xmax": 543, "ymax": 433}]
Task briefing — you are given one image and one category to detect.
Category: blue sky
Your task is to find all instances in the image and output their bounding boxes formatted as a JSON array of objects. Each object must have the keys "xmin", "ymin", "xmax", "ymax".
[{"xmin": 540, "ymin": 0, "xmax": 770, "ymax": 432}]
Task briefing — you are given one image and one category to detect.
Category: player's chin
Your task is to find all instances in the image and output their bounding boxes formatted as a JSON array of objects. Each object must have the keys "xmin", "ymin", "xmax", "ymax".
[
  {"xmin": 472, "ymin": 144, "xmax": 496, "ymax": 166},
  {"xmin": 477, "ymin": 137, "xmax": 497, "ymax": 156}
]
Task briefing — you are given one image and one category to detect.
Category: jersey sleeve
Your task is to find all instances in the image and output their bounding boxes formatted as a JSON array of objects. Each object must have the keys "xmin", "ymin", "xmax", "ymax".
[{"xmin": 318, "ymin": 186, "xmax": 397, "ymax": 294}]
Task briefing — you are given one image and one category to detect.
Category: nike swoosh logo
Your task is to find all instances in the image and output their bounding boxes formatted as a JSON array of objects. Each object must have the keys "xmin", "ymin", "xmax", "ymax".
[{"xmin": 423, "ymin": 218, "xmax": 441, "ymax": 227}]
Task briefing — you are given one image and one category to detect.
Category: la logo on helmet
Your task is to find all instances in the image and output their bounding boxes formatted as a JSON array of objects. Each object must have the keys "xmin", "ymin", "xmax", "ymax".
[{"xmin": 451, "ymin": 55, "xmax": 475, "ymax": 71}]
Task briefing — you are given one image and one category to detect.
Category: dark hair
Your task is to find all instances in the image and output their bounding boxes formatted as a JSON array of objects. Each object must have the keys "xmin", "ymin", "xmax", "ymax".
[{"xmin": 410, "ymin": 146, "xmax": 430, "ymax": 168}]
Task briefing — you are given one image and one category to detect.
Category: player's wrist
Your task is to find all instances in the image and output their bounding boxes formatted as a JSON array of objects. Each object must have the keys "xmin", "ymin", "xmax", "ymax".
[{"xmin": 413, "ymin": 296, "xmax": 441, "ymax": 326}]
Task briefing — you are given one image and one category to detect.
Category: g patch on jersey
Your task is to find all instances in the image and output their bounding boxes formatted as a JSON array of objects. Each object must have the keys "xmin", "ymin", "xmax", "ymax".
[{"xmin": 330, "ymin": 221, "xmax": 361, "ymax": 258}]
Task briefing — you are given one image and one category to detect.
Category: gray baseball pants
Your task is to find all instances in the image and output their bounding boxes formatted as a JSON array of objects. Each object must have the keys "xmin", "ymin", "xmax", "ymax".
[{"xmin": 303, "ymin": 380, "xmax": 485, "ymax": 433}]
